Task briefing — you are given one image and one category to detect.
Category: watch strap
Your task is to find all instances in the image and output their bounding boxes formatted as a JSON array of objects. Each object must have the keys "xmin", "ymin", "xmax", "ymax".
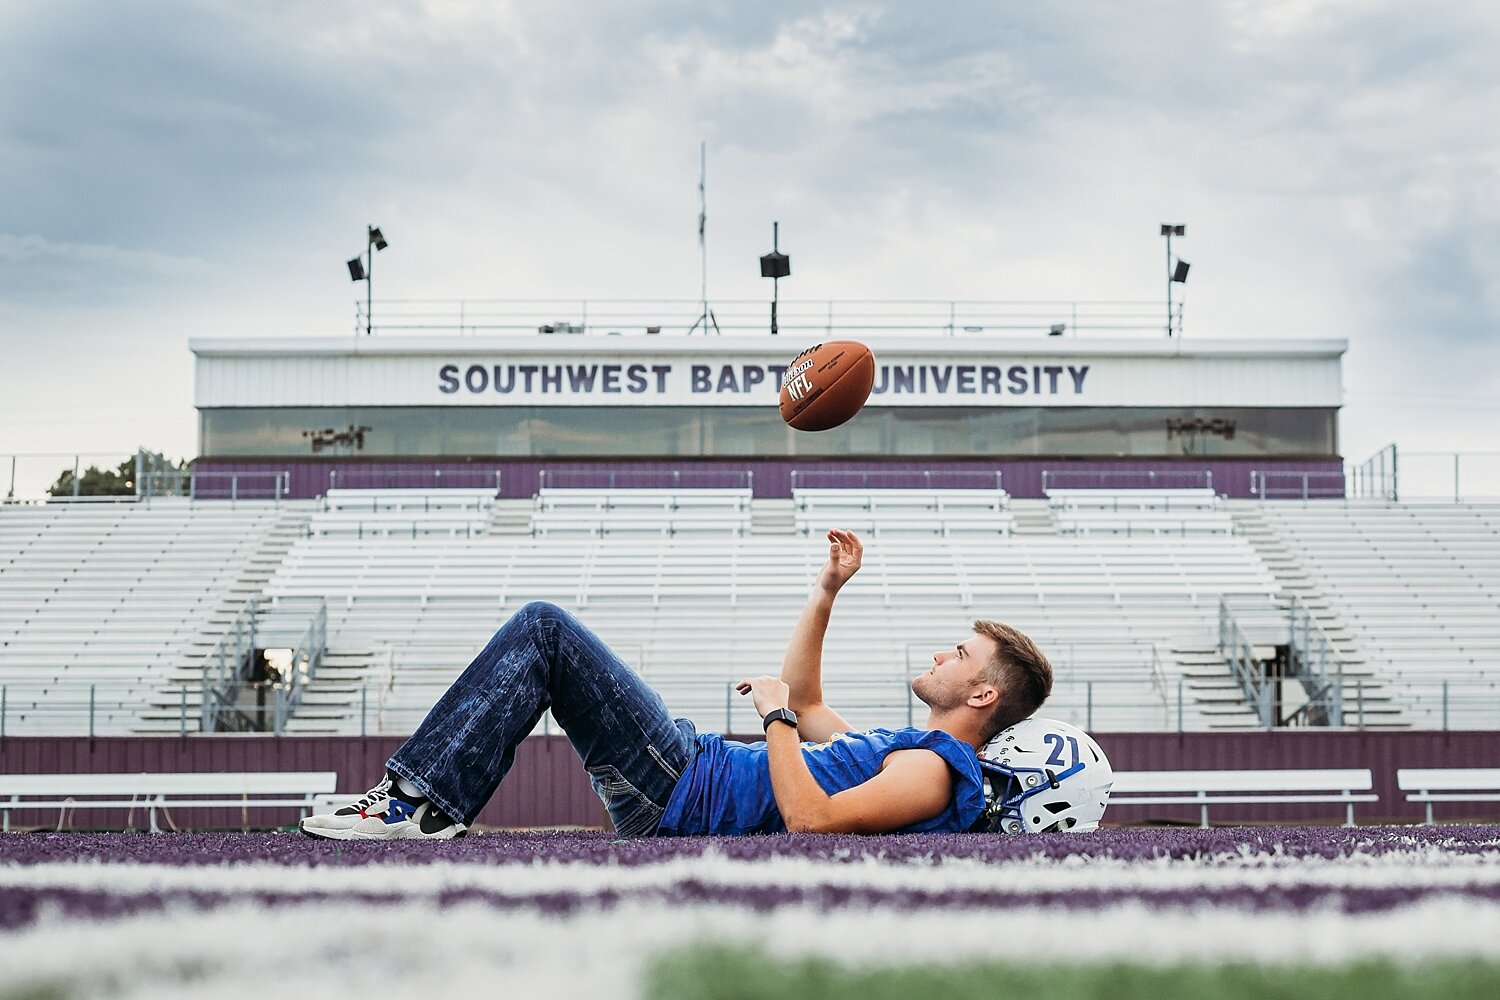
[{"xmin": 762, "ymin": 708, "xmax": 799, "ymax": 732}]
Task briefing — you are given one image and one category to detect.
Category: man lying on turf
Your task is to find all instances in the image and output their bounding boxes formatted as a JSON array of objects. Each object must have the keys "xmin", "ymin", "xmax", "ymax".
[{"xmin": 301, "ymin": 528, "xmax": 1054, "ymax": 840}]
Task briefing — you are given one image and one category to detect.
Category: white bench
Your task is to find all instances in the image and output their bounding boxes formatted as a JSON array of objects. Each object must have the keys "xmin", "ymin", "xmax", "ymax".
[
  {"xmin": 535, "ymin": 488, "xmax": 751, "ymax": 512},
  {"xmin": 1397, "ymin": 768, "xmax": 1500, "ymax": 824},
  {"xmin": 324, "ymin": 488, "xmax": 495, "ymax": 513},
  {"xmin": 1109, "ymin": 768, "xmax": 1376, "ymax": 827},
  {"xmin": 0, "ymin": 772, "xmax": 339, "ymax": 833},
  {"xmin": 792, "ymin": 488, "xmax": 1011, "ymax": 537},
  {"xmin": 1046, "ymin": 488, "xmax": 1220, "ymax": 511}
]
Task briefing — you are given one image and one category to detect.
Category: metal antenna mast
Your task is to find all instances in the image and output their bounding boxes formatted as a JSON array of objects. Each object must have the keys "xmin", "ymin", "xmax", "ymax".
[{"xmin": 688, "ymin": 141, "xmax": 719, "ymax": 335}]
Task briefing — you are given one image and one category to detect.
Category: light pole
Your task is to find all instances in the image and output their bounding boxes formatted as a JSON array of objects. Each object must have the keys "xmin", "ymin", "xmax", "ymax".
[
  {"xmin": 759, "ymin": 221, "xmax": 791, "ymax": 336},
  {"xmin": 346, "ymin": 225, "xmax": 389, "ymax": 336},
  {"xmin": 1160, "ymin": 223, "xmax": 1189, "ymax": 337}
]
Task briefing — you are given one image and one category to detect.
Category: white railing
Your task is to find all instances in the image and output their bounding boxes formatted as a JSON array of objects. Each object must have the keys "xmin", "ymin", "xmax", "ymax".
[
  {"xmin": 537, "ymin": 469, "xmax": 754, "ymax": 490},
  {"xmin": 353, "ymin": 298, "xmax": 1167, "ymax": 339},
  {"xmin": 1250, "ymin": 469, "xmax": 1346, "ymax": 500},
  {"xmin": 327, "ymin": 469, "xmax": 502, "ymax": 491},
  {"xmin": 1390, "ymin": 450, "xmax": 1500, "ymax": 502},
  {"xmin": 1251, "ymin": 447, "xmax": 1500, "ymax": 503},
  {"xmin": 790, "ymin": 470, "xmax": 1003, "ymax": 490},
  {"xmin": 1042, "ymin": 469, "xmax": 1214, "ymax": 491},
  {"xmin": 2, "ymin": 452, "xmax": 138, "ymax": 503},
  {"xmin": 145, "ymin": 470, "xmax": 290, "ymax": 502}
]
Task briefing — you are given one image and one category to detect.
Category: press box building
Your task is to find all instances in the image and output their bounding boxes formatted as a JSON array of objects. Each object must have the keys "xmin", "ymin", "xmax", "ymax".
[{"xmin": 190, "ymin": 334, "xmax": 1346, "ymax": 498}]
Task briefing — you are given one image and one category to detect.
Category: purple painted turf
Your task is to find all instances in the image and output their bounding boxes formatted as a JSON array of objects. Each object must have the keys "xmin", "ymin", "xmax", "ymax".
[
  {"xmin": 2, "ymin": 825, "xmax": 1497, "ymax": 869},
  {"xmin": 5, "ymin": 881, "xmax": 1500, "ymax": 932},
  {"xmin": 2, "ymin": 826, "xmax": 1498, "ymax": 931}
]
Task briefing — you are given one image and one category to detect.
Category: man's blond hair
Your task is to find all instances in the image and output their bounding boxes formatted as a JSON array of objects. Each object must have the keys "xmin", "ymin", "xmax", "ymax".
[{"xmin": 971, "ymin": 619, "xmax": 1053, "ymax": 743}]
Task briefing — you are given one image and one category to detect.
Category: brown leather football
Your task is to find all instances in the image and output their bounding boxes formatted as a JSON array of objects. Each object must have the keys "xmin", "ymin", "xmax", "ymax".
[{"xmin": 778, "ymin": 340, "xmax": 876, "ymax": 432}]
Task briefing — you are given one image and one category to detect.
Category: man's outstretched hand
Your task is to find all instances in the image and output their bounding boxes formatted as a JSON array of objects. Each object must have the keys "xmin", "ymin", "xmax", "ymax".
[
  {"xmin": 817, "ymin": 528, "xmax": 863, "ymax": 596},
  {"xmin": 735, "ymin": 675, "xmax": 791, "ymax": 717}
]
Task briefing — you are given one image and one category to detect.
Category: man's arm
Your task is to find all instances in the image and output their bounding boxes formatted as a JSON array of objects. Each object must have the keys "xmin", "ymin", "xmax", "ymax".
[
  {"xmin": 738, "ymin": 675, "xmax": 953, "ymax": 833},
  {"xmin": 780, "ymin": 528, "xmax": 861, "ymax": 743}
]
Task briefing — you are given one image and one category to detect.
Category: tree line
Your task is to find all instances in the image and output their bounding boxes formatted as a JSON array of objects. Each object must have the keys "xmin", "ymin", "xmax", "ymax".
[{"xmin": 48, "ymin": 452, "xmax": 189, "ymax": 497}]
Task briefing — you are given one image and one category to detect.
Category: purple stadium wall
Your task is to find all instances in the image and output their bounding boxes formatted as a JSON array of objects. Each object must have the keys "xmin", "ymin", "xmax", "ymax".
[
  {"xmin": 3, "ymin": 730, "xmax": 1496, "ymax": 831},
  {"xmin": 193, "ymin": 457, "xmax": 1344, "ymax": 501}
]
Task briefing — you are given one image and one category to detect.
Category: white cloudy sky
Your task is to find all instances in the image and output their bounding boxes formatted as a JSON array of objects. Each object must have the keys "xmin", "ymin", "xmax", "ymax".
[{"xmin": 2, "ymin": 0, "xmax": 1499, "ymax": 487}]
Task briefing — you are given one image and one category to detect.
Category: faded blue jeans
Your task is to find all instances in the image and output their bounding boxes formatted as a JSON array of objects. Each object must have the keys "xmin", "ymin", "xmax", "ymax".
[{"xmin": 387, "ymin": 601, "xmax": 698, "ymax": 836}]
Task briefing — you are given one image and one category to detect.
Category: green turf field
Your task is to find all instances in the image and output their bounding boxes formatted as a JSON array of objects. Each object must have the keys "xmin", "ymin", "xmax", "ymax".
[{"xmin": 647, "ymin": 945, "xmax": 1500, "ymax": 1000}]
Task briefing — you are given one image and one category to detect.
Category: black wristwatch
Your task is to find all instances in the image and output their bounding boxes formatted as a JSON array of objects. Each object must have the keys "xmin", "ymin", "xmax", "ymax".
[{"xmin": 761, "ymin": 708, "xmax": 799, "ymax": 732}]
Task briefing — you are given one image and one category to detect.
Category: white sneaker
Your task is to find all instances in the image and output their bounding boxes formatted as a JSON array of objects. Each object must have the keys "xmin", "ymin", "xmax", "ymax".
[
  {"xmin": 348, "ymin": 796, "xmax": 466, "ymax": 840},
  {"xmin": 299, "ymin": 774, "xmax": 398, "ymax": 841}
]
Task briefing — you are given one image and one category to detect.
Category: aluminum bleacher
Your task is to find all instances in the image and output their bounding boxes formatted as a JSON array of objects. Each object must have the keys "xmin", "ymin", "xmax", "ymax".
[
  {"xmin": 312, "ymin": 488, "xmax": 494, "ymax": 538},
  {"xmin": 22, "ymin": 487, "xmax": 1497, "ymax": 738},
  {"xmin": 0, "ymin": 499, "xmax": 296, "ymax": 734},
  {"xmin": 1254, "ymin": 500, "xmax": 1500, "ymax": 728},
  {"xmin": 1048, "ymin": 487, "xmax": 1233, "ymax": 535},
  {"xmin": 531, "ymin": 487, "xmax": 752, "ymax": 537},
  {"xmin": 263, "ymin": 487, "xmax": 1281, "ymax": 735},
  {"xmin": 792, "ymin": 487, "xmax": 1012, "ymax": 537}
]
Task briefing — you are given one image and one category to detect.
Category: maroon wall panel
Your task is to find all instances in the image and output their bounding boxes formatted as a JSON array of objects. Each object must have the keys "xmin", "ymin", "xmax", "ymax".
[
  {"xmin": 4, "ymin": 730, "xmax": 1495, "ymax": 831},
  {"xmin": 0, "ymin": 736, "xmax": 605, "ymax": 832},
  {"xmin": 1097, "ymin": 730, "xmax": 1500, "ymax": 825}
]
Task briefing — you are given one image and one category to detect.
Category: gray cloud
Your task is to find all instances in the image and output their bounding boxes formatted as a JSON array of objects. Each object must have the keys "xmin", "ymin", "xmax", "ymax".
[{"xmin": 1, "ymin": 0, "xmax": 1498, "ymax": 463}]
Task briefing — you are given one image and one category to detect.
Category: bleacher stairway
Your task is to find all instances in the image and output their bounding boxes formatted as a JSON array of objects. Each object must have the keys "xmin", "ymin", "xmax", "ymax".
[
  {"xmin": 138, "ymin": 504, "xmax": 317, "ymax": 732},
  {"xmin": 0, "ymin": 500, "xmax": 295, "ymax": 735},
  {"xmin": 1251, "ymin": 500, "xmax": 1500, "ymax": 729},
  {"xmin": 1228, "ymin": 502, "xmax": 1400, "ymax": 726}
]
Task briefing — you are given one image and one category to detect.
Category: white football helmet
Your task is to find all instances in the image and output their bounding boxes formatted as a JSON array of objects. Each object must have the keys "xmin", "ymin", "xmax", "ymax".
[{"xmin": 975, "ymin": 718, "xmax": 1113, "ymax": 833}]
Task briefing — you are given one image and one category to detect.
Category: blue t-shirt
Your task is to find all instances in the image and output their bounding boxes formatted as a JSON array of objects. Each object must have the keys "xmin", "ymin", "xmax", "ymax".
[{"xmin": 657, "ymin": 727, "xmax": 986, "ymax": 836}]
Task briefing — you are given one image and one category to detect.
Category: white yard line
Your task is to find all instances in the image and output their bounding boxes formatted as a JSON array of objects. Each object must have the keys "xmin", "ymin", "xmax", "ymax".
[
  {"xmin": 4, "ymin": 897, "xmax": 1500, "ymax": 1000},
  {"xmin": 4, "ymin": 848, "xmax": 1500, "ymax": 897}
]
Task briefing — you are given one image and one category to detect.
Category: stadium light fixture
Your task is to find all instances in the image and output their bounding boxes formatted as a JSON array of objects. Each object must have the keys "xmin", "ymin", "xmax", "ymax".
[
  {"xmin": 347, "ymin": 225, "xmax": 389, "ymax": 336},
  {"xmin": 1160, "ymin": 223, "xmax": 1187, "ymax": 337},
  {"xmin": 759, "ymin": 221, "xmax": 791, "ymax": 336}
]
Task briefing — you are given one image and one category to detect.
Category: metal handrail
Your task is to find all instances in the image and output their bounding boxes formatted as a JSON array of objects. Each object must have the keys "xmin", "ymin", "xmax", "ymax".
[
  {"xmin": 353, "ymin": 297, "xmax": 1167, "ymax": 338},
  {"xmin": 1283, "ymin": 592, "xmax": 1346, "ymax": 726},
  {"xmin": 272, "ymin": 601, "xmax": 328, "ymax": 732},
  {"xmin": 1347, "ymin": 443, "xmax": 1398, "ymax": 501},
  {"xmin": 199, "ymin": 599, "xmax": 259, "ymax": 732},
  {"xmin": 1250, "ymin": 469, "xmax": 1348, "ymax": 501},
  {"xmin": 1217, "ymin": 597, "xmax": 1273, "ymax": 730},
  {"xmin": 142, "ymin": 470, "xmax": 290, "ymax": 502}
]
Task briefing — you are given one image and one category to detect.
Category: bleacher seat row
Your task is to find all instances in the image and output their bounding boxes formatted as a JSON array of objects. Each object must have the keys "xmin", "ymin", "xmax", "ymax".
[{"xmin": 3, "ymin": 488, "xmax": 1498, "ymax": 738}]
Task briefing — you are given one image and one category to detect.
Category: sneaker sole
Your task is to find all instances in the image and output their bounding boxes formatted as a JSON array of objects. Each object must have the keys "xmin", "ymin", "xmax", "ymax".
[
  {"xmin": 299, "ymin": 821, "xmax": 359, "ymax": 841},
  {"xmin": 347, "ymin": 824, "xmax": 465, "ymax": 842}
]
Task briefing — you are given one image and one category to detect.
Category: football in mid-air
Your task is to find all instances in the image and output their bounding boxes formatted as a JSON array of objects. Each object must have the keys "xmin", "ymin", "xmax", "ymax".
[{"xmin": 778, "ymin": 340, "xmax": 876, "ymax": 432}]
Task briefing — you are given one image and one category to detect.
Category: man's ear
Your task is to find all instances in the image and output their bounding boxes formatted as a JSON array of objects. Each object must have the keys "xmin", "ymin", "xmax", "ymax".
[{"xmin": 968, "ymin": 684, "xmax": 1000, "ymax": 710}]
